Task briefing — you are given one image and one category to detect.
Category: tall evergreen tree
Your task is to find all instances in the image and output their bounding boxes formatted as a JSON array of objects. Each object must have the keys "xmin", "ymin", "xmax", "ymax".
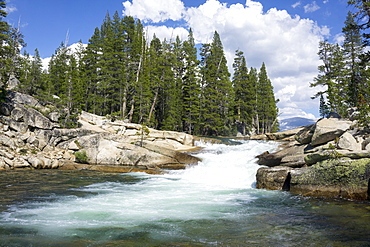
[
  {"xmin": 200, "ymin": 31, "xmax": 233, "ymax": 136},
  {"xmin": 311, "ymin": 41, "xmax": 347, "ymax": 116},
  {"xmin": 0, "ymin": 0, "xmax": 10, "ymax": 88},
  {"xmin": 342, "ymin": 11, "xmax": 365, "ymax": 108},
  {"xmin": 182, "ymin": 29, "xmax": 201, "ymax": 134},
  {"xmin": 248, "ymin": 67, "xmax": 259, "ymax": 133},
  {"xmin": 17, "ymin": 48, "xmax": 44, "ymax": 95},
  {"xmin": 256, "ymin": 62, "xmax": 279, "ymax": 133},
  {"xmin": 161, "ymin": 36, "xmax": 184, "ymax": 131},
  {"xmin": 81, "ymin": 27, "xmax": 103, "ymax": 114},
  {"xmin": 232, "ymin": 50, "xmax": 254, "ymax": 135}
]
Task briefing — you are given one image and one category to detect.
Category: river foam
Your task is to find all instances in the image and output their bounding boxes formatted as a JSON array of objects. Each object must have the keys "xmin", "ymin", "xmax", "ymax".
[{"xmin": 2, "ymin": 141, "xmax": 278, "ymax": 234}]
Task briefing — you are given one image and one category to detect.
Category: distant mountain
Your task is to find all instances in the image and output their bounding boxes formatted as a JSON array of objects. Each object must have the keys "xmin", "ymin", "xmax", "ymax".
[{"xmin": 279, "ymin": 117, "xmax": 316, "ymax": 132}]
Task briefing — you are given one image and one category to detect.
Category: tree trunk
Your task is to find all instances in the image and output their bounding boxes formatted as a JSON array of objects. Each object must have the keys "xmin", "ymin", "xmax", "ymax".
[
  {"xmin": 128, "ymin": 99, "xmax": 135, "ymax": 122},
  {"xmin": 147, "ymin": 88, "xmax": 159, "ymax": 124}
]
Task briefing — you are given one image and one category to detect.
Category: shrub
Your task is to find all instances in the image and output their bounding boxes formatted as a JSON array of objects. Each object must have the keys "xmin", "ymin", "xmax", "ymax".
[{"xmin": 75, "ymin": 150, "xmax": 88, "ymax": 164}]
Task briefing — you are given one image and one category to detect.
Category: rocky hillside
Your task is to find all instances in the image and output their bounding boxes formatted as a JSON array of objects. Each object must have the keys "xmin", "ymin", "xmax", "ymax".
[
  {"xmin": 255, "ymin": 116, "xmax": 370, "ymax": 200},
  {"xmin": 0, "ymin": 91, "xmax": 201, "ymax": 173}
]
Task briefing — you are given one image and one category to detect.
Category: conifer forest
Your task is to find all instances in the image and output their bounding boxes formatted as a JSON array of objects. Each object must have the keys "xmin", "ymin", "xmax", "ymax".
[
  {"xmin": 2, "ymin": 1, "xmax": 370, "ymax": 136},
  {"xmin": 0, "ymin": 5, "xmax": 279, "ymax": 136}
]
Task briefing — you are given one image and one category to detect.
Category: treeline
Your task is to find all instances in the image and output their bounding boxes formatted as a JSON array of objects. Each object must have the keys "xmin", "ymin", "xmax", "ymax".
[
  {"xmin": 1, "ymin": 6, "xmax": 278, "ymax": 135},
  {"xmin": 312, "ymin": 4, "xmax": 370, "ymax": 126}
]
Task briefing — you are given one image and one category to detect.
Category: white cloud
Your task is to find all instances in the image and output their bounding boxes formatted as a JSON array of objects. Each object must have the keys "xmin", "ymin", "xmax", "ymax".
[
  {"xmin": 334, "ymin": 33, "xmax": 344, "ymax": 44},
  {"xmin": 323, "ymin": 0, "xmax": 329, "ymax": 4},
  {"xmin": 41, "ymin": 57, "xmax": 51, "ymax": 71},
  {"xmin": 144, "ymin": 25, "xmax": 189, "ymax": 42},
  {"xmin": 41, "ymin": 43, "xmax": 87, "ymax": 71},
  {"xmin": 122, "ymin": 0, "xmax": 185, "ymax": 23},
  {"xmin": 122, "ymin": 0, "xmax": 330, "ymax": 119},
  {"xmin": 278, "ymin": 107, "xmax": 317, "ymax": 121},
  {"xmin": 292, "ymin": 1, "xmax": 301, "ymax": 8},
  {"xmin": 304, "ymin": 1, "xmax": 320, "ymax": 13}
]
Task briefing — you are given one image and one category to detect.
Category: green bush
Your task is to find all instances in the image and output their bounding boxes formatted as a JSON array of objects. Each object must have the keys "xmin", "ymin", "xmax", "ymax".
[{"xmin": 75, "ymin": 150, "xmax": 88, "ymax": 164}]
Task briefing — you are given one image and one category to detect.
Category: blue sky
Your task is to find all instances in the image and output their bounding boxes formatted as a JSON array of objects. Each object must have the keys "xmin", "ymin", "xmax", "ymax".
[{"xmin": 4, "ymin": 0, "xmax": 354, "ymax": 120}]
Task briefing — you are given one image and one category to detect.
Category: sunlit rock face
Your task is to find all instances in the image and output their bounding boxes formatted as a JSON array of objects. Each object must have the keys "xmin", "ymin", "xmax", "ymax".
[{"xmin": 256, "ymin": 116, "xmax": 370, "ymax": 200}]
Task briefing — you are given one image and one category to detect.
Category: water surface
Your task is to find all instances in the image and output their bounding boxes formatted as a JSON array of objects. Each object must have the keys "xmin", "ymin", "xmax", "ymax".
[{"xmin": 0, "ymin": 140, "xmax": 369, "ymax": 246}]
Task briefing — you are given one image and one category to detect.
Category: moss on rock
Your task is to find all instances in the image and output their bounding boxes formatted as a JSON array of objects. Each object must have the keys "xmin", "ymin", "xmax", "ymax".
[{"xmin": 290, "ymin": 158, "xmax": 370, "ymax": 200}]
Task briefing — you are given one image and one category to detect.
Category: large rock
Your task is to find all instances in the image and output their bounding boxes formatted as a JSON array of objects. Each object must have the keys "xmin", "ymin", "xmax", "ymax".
[
  {"xmin": 304, "ymin": 149, "xmax": 370, "ymax": 165},
  {"xmin": 337, "ymin": 132, "xmax": 361, "ymax": 151},
  {"xmin": 7, "ymin": 74, "xmax": 20, "ymax": 90},
  {"xmin": 290, "ymin": 158, "xmax": 370, "ymax": 200},
  {"xmin": 11, "ymin": 105, "xmax": 57, "ymax": 130},
  {"xmin": 295, "ymin": 124, "xmax": 315, "ymax": 144},
  {"xmin": 256, "ymin": 143, "xmax": 307, "ymax": 167},
  {"xmin": 256, "ymin": 166, "xmax": 293, "ymax": 190},
  {"xmin": 61, "ymin": 133, "xmax": 200, "ymax": 169},
  {"xmin": 310, "ymin": 118, "xmax": 353, "ymax": 146}
]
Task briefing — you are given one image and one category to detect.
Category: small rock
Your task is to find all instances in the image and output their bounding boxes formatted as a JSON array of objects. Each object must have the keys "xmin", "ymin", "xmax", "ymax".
[{"xmin": 28, "ymin": 157, "xmax": 43, "ymax": 169}]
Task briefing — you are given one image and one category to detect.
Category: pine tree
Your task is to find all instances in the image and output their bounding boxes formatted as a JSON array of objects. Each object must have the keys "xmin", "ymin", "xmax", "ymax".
[
  {"xmin": 0, "ymin": 0, "xmax": 10, "ymax": 90},
  {"xmin": 182, "ymin": 29, "xmax": 201, "ymax": 134},
  {"xmin": 319, "ymin": 94, "xmax": 330, "ymax": 118},
  {"xmin": 200, "ymin": 31, "xmax": 233, "ymax": 136},
  {"xmin": 342, "ymin": 11, "xmax": 365, "ymax": 108},
  {"xmin": 232, "ymin": 50, "xmax": 254, "ymax": 135},
  {"xmin": 311, "ymin": 41, "xmax": 347, "ymax": 116},
  {"xmin": 256, "ymin": 63, "xmax": 279, "ymax": 133},
  {"xmin": 161, "ymin": 36, "xmax": 184, "ymax": 131},
  {"xmin": 146, "ymin": 35, "xmax": 163, "ymax": 127},
  {"xmin": 17, "ymin": 48, "xmax": 44, "ymax": 95},
  {"xmin": 248, "ymin": 67, "xmax": 259, "ymax": 133},
  {"xmin": 81, "ymin": 27, "xmax": 103, "ymax": 114}
]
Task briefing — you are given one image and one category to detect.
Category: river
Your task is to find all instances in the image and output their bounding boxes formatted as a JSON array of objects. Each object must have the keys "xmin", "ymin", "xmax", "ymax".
[{"xmin": 0, "ymin": 140, "xmax": 370, "ymax": 246}]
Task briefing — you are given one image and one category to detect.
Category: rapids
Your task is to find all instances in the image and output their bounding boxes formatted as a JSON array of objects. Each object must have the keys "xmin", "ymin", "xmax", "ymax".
[{"xmin": 0, "ymin": 140, "xmax": 369, "ymax": 246}]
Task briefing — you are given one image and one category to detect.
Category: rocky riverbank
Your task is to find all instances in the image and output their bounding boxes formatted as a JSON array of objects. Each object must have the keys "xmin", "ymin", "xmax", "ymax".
[
  {"xmin": 0, "ymin": 90, "xmax": 201, "ymax": 173},
  {"xmin": 254, "ymin": 116, "xmax": 370, "ymax": 200}
]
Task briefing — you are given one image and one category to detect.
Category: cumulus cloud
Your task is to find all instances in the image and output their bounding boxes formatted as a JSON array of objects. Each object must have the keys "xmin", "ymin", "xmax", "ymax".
[
  {"xmin": 121, "ymin": 0, "xmax": 330, "ymax": 119},
  {"xmin": 144, "ymin": 25, "xmax": 189, "ymax": 41},
  {"xmin": 304, "ymin": 1, "xmax": 320, "ymax": 13},
  {"xmin": 122, "ymin": 0, "xmax": 185, "ymax": 23}
]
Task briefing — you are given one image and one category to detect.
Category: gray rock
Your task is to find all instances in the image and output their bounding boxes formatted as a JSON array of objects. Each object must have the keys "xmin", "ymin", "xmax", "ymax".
[
  {"xmin": 311, "ymin": 118, "xmax": 353, "ymax": 146},
  {"xmin": 337, "ymin": 132, "xmax": 361, "ymax": 151},
  {"xmin": 256, "ymin": 166, "xmax": 293, "ymax": 190},
  {"xmin": 290, "ymin": 158, "xmax": 370, "ymax": 200},
  {"xmin": 280, "ymin": 154, "xmax": 307, "ymax": 167},
  {"xmin": 256, "ymin": 143, "xmax": 307, "ymax": 167},
  {"xmin": 48, "ymin": 112, "xmax": 60, "ymax": 122},
  {"xmin": 28, "ymin": 157, "xmax": 43, "ymax": 169},
  {"xmin": 7, "ymin": 74, "xmax": 20, "ymax": 90},
  {"xmin": 7, "ymin": 91, "xmax": 41, "ymax": 107},
  {"xmin": 12, "ymin": 158, "xmax": 30, "ymax": 168},
  {"xmin": 295, "ymin": 124, "xmax": 315, "ymax": 144},
  {"xmin": 0, "ymin": 134, "xmax": 15, "ymax": 148},
  {"xmin": 0, "ymin": 103, "xmax": 14, "ymax": 116}
]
